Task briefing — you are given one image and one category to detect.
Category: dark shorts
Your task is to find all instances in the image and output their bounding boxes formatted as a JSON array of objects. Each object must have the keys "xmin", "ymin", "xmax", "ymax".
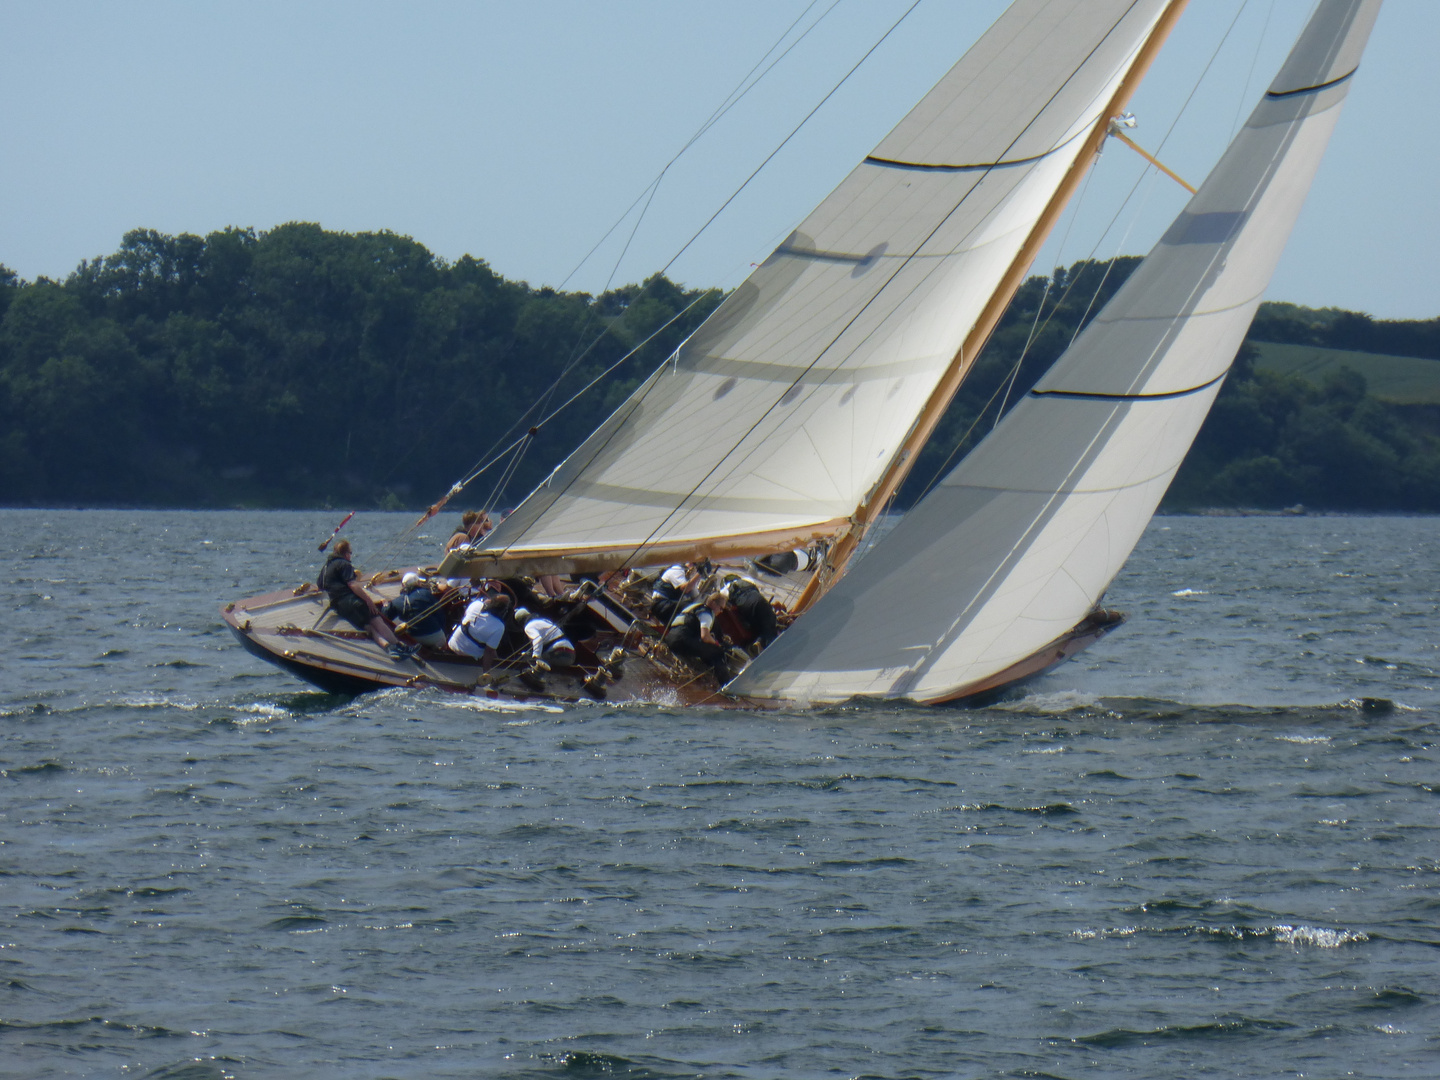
[
  {"xmin": 540, "ymin": 642, "xmax": 576, "ymax": 668},
  {"xmin": 330, "ymin": 592, "xmax": 373, "ymax": 631}
]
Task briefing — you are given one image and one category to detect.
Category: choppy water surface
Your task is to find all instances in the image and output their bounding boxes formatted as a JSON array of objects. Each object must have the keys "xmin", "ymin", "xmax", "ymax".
[{"xmin": 3, "ymin": 510, "xmax": 1438, "ymax": 1078}]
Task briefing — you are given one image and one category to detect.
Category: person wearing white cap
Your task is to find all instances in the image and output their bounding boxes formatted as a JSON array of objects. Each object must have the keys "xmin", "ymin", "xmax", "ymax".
[
  {"xmin": 383, "ymin": 572, "xmax": 447, "ymax": 649},
  {"xmin": 513, "ymin": 608, "xmax": 576, "ymax": 669}
]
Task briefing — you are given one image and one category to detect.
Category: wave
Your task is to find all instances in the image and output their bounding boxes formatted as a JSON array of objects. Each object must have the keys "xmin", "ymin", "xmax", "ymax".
[
  {"xmin": 1071, "ymin": 922, "xmax": 1369, "ymax": 948},
  {"xmin": 1064, "ymin": 1016, "xmax": 1294, "ymax": 1048}
]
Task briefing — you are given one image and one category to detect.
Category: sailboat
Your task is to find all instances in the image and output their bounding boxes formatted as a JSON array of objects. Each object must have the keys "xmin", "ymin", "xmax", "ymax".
[{"xmin": 224, "ymin": 0, "xmax": 1381, "ymax": 705}]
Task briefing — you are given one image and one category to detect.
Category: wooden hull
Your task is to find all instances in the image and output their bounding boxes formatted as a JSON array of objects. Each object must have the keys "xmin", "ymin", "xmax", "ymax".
[
  {"xmin": 221, "ymin": 580, "xmax": 732, "ymax": 707},
  {"xmin": 222, "ymin": 572, "xmax": 1124, "ymax": 708},
  {"xmin": 930, "ymin": 608, "xmax": 1125, "ymax": 707}
]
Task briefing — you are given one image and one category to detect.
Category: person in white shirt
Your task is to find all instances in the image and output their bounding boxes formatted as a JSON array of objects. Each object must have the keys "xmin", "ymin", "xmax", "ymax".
[
  {"xmin": 513, "ymin": 608, "xmax": 576, "ymax": 669},
  {"xmin": 649, "ymin": 562, "xmax": 699, "ymax": 623},
  {"xmin": 447, "ymin": 592, "xmax": 510, "ymax": 670}
]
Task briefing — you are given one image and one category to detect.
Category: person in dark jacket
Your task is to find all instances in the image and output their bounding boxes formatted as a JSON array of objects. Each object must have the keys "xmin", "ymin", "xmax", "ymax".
[
  {"xmin": 663, "ymin": 594, "xmax": 730, "ymax": 685},
  {"xmin": 383, "ymin": 572, "xmax": 447, "ymax": 649},
  {"xmin": 722, "ymin": 579, "xmax": 778, "ymax": 648},
  {"xmin": 649, "ymin": 562, "xmax": 699, "ymax": 625},
  {"xmin": 319, "ymin": 540, "xmax": 412, "ymax": 660}
]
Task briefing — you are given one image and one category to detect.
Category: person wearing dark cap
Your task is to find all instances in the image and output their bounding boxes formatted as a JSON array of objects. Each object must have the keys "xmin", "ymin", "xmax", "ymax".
[
  {"xmin": 719, "ymin": 578, "xmax": 778, "ymax": 648},
  {"xmin": 318, "ymin": 539, "xmax": 413, "ymax": 660}
]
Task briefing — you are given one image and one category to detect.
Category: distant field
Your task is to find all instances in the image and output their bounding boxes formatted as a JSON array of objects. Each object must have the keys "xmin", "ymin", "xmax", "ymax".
[{"xmin": 1251, "ymin": 341, "xmax": 1440, "ymax": 404}]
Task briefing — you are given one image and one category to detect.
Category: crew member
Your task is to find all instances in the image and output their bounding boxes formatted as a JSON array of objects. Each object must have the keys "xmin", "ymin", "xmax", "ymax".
[
  {"xmin": 383, "ymin": 572, "xmax": 447, "ymax": 649},
  {"xmin": 649, "ymin": 562, "xmax": 699, "ymax": 624},
  {"xmin": 447, "ymin": 591, "xmax": 509, "ymax": 671},
  {"xmin": 663, "ymin": 593, "xmax": 730, "ymax": 685},
  {"xmin": 755, "ymin": 548, "xmax": 814, "ymax": 576},
  {"xmin": 318, "ymin": 540, "xmax": 412, "ymax": 660},
  {"xmin": 720, "ymin": 578, "xmax": 778, "ymax": 648},
  {"xmin": 513, "ymin": 608, "xmax": 576, "ymax": 669},
  {"xmin": 444, "ymin": 510, "xmax": 493, "ymax": 553}
]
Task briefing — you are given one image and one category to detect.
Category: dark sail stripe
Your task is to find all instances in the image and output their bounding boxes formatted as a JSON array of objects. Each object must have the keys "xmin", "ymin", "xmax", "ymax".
[
  {"xmin": 1029, "ymin": 371, "xmax": 1227, "ymax": 402},
  {"xmin": 1266, "ymin": 66, "xmax": 1356, "ymax": 99}
]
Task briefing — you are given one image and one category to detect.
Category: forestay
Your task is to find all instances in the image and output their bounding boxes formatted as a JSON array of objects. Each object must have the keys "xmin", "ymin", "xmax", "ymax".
[
  {"xmin": 730, "ymin": 0, "xmax": 1381, "ymax": 704},
  {"xmin": 459, "ymin": 0, "xmax": 1173, "ymax": 578}
]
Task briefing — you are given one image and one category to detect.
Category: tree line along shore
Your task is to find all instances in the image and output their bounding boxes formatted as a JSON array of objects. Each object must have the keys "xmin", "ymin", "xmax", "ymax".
[{"xmin": 2, "ymin": 225, "xmax": 1439, "ymax": 513}]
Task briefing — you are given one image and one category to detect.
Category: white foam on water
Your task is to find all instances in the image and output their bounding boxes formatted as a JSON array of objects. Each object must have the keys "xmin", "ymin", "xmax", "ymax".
[
  {"xmin": 435, "ymin": 696, "xmax": 565, "ymax": 716},
  {"xmin": 237, "ymin": 702, "xmax": 289, "ymax": 717},
  {"xmin": 117, "ymin": 694, "xmax": 202, "ymax": 711},
  {"xmin": 1003, "ymin": 690, "xmax": 1100, "ymax": 714},
  {"xmin": 1271, "ymin": 924, "xmax": 1368, "ymax": 948}
]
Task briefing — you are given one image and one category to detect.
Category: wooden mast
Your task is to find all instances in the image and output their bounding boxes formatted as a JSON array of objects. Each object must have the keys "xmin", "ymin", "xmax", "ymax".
[{"xmin": 792, "ymin": 0, "xmax": 1191, "ymax": 614}]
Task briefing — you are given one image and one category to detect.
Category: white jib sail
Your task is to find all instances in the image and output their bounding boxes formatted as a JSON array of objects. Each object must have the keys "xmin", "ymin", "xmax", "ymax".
[
  {"xmin": 473, "ymin": 0, "xmax": 1173, "ymax": 573},
  {"xmin": 730, "ymin": 0, "xmax": 1382, "ymax": 705}
]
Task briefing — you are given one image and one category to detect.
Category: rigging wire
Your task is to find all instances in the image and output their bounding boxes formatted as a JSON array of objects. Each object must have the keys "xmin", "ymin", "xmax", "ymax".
[
  {"xmin": 659, "ymin": 0, "xmax": 923, "ymax": 279},
  {"xmin": 1231, "ymin": 0, "xmax": 1271, "ymax": 139},
  {"xmin": 482, "ymin": 0, "xmax": 929, "ymax": 570},
  {"xmin": 369, "ymin": 291, "xmax": 713, "ymax": 570},
  {"xmin": 524, "ymin": 0, "xmax": 838, "ymax": 469},
  {"xmin": 391, "ymin": 1, "xmax": 838, "ymax": 557},
  {"xmin": 556, "ymin": 0, "xmax": 834, "ymax": 293},
  {"xmin": 989, "ymin": 164, "xmax": 1098, "ymax": 431}
]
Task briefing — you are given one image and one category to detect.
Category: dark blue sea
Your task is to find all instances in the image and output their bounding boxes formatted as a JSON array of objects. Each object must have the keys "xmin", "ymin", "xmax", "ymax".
[{"xmin": 3, "ymin": 510, "xmax": 1438, "ymax": 1079}]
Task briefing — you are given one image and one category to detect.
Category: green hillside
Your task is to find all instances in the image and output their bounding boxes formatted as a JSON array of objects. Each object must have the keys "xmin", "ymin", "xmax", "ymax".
[
  {"xmin": 1252, "ymin": 341, "xmax": 1440, "ymax": 405},
  {"xmin": 3, "ymin": 231, "xmax": 1439, "ymax": 511}
]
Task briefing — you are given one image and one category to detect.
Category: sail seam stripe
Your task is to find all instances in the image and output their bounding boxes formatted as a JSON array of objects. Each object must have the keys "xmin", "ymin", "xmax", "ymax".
[
  {"xmin": 866, "ymin": 150, "xmax": 1053, "ymax": 172},
  {"xmin": 1029, "ymin": 370, "xmax": 1227, "ymax": 402},
  {"xmin": 863, "ymin": 120, "xmax": 1092, "ymax": 173},
  {"xmin": 1265, "ymin": 67, "xmax": 1356, "ymax": 99}
]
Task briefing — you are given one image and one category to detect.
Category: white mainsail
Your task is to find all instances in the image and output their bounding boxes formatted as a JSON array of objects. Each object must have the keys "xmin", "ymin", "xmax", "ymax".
[
  {"xmin": 458, "ymin": 0, "xmax": 1176, "ymax": 577},
  {"xmin": 730, "ymin": 0, "xmax": 1382, "ymax": 704}
]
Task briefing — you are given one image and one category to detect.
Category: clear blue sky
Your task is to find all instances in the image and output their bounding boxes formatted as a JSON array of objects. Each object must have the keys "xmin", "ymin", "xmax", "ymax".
[{"xmin": 3, "ymin": 1, "xmax": 1435, "ymax": 318}]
